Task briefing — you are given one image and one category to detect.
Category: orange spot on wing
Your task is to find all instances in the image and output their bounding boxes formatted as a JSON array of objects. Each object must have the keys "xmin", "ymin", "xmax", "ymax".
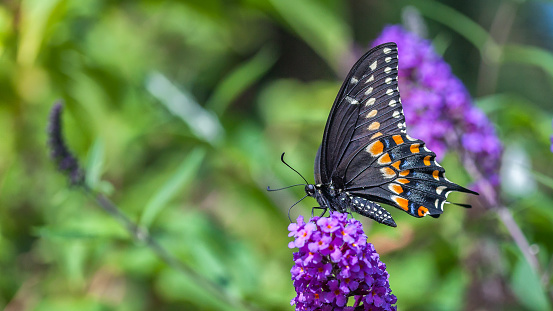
[
  {"xmin": 370, "ymin": 132, "xmax": 383, "ymax": 139},
  {"xmin": 432, "ymin": 170, "xmax": 440, "ymax": 180},
  {"xmin": 424, "ymin": 155, "xmax": 432, "ymax": 166},
  {"xmin": 394, "ymin": 196, "xmax": 409, "ymax": 211},
  {"xmin": 417, "ymin": 206, "xmax": 429, "ymax": 217},
  {"xmin": 368, "ymin": 121, "xmax": 380, "ymax": 130},
  {"xmin": 378, "ymin": 153, "xmax": 391, "ymax": 164},
  {"xmin": 410, "ymin": 143, "xmax": 420, "ymax": 154},
  {"xmin": 380, "ymin": 167, "xmax": 396, "ymax": 178},
  {"xmin": 390, "ymin": 184, "xmax": 403, "ymax": 194},
  {"xmin": 366, "ymin": 109, "xmax": 378, "ymax": 118},
  {"xmin": 397, "ymin": 178, "xmax": 410, "ymax": 184},
  {"xmin": 399, "ymin": 169, "xmax": 410, "ymax": 177},
  {"xmin": 391, "ymin": 161, "xmax": 401, "ymax": 170},
  {"xmin": 392, "ymin": 135, "xmax": 404, "ymax": 145},
  {"xmin": 366, "ymin": 141, "xmax": 384, "ymax": 156}
]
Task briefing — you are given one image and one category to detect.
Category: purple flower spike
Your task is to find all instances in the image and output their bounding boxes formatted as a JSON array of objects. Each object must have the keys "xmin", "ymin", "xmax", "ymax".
[
  {"xmin": 289, "ymin": 212, "xmax": 397, "ymax": 311},
  {"xmin": 373, "ymin": 25, "xmax": 503, "ymax": 188},
  {"xmin": 47, "ymin": 102, "xmax": 85, "ymax": 186}
]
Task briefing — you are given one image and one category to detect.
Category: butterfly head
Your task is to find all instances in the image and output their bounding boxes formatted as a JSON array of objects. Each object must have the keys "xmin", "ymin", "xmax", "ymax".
[{"xmin": 305, "ymin": 184, "xmax": 316, "ymax": 197}]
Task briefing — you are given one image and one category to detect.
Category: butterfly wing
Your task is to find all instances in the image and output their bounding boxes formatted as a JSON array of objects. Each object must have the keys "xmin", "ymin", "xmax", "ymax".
[{"xmin": 317, "ymin": 42, "xmax": 476, "ymax": 224}]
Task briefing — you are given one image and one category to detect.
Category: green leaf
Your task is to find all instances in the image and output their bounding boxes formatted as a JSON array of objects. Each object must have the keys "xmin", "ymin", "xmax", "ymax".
[
  {"xmin": 268, "ymin": 0, "xmax": 351, "ymax": 71},
  {"xmin": 530, "ymin": 170, "xmax": 553, "ymax": 190},
  {"xmin": 17, "ymin": 0, "xmax": 66, "ymax": 66},
  {"xmin": 155, "ymin": 268, "xmax": 243, "ymax": 311},
  {"xmin": 85, "ymin": 138, "xmax": 104, "ymax": 189},
  {"xmin": 146, "ymin": 73, "xmax": 224, "ymax": 145},
  {"xmin": 502, "ymin": 44, "xmax": 553, "ymax": 86},
  {"xmin": 139, "ymin": 148, "xmax": 206, "ymax": 228},
  {"xmin": 511, "ymin": 256, "xmax": 551, "ymax": 311},
  {"xmin": 410, "ymin": 0, "xmax": 492, "ymax": 53},
  {"xmin": 206, "ymin": 45, "xmax": 279, "ymax": 116}
]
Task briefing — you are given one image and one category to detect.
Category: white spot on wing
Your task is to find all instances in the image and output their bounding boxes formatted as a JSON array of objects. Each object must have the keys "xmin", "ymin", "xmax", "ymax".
[
  {"xmin": 383, "ymin": 47, "xmax": 392, "ymax": 54},
  {"xmin": 365, "ymin": 75, "xmax": 374, "ymax": 83},
  {"xmin": 389, "ymin": 99, "xmax": 397, "ymax": 107},
  {"xmin": 386, "ymin": 89, "xmax": 393, "ymax": 95},
  {"xmin": 370, "ymin": 61, "xmax": 377, "ymax": 70},
  {"xmin": 346, "ymin": 96, "xmax": 359, "ymax": 105},
  {"xmin": 385, "ymin": 77, "xmax": 392, "ymax": 84},
  {"xmin": 436, "ymin": 186, "xmax": 447, "ymax": 195},
  {"xmin": 385, "ymin": 57, "xmax": 392, "ymax": 63},
  {"xmin": 366, "ymin": 98, "xmax": 376, "ymax": 106},
  {"xmin": 392, "ymin": 111, "xmax": 400, "ymax": 118},
  {"xmin": 350, "ymin": 77, "xmax": 358, "ymax": 84},
  {"xmin": 384, "ymin": 67, "xmax": 392, "ymax": 74},
  {"xmin": 364, "ymin": 87, "xmax": 373, "ymax": 95}
]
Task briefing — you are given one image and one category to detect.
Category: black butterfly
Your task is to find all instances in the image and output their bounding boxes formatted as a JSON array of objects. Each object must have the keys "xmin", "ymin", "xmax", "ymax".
[{"xmin": 303, "ymin": 42, "xmax": 477, "ymax": 227}]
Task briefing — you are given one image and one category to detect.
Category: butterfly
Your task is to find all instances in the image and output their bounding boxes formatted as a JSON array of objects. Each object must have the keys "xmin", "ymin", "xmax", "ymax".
[{"xmin": 303, "ymin": 42, "xmax": 477, "ymax": 227}]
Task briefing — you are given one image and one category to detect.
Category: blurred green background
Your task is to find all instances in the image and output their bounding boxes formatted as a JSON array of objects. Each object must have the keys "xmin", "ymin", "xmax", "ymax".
[{"xmin": 1, "ymin": 0, "xmax": 553, "ymax": 310}]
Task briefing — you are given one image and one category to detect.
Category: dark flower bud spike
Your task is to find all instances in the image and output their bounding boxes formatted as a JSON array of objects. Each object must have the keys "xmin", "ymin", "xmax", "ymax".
[{"xmin": 47, "ymin": 102, "xmax": 85, "ymax": 186}]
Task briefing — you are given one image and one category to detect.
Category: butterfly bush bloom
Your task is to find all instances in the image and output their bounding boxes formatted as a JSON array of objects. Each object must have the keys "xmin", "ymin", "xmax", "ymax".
[
  {"xmin": 288, "ymin": 212, "xmax": 397, "ymax": 311},
  {"xmin": 48, "ymin": 102, "xmax": 85, "ymax": 185},
  {"xmin": 372, "ymin": 25, "xmax": 502, "ymax": 189}
]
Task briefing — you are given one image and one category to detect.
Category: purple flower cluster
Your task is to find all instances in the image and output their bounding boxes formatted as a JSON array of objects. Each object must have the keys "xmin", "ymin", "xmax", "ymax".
[
  {"xmin": 288, "ymin": 212, "xmax": 397, "ymax": 311},
  {"xmin": 372, "ymin": 25, "xmax": 502, "ymax": 187}
]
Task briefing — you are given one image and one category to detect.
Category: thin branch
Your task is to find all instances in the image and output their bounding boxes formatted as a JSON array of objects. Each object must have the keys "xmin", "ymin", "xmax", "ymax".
[
  {"xmin": 47, "ymin": 103, "xmax": 258, "ymax": 311},
  {"xmin": 450, "ymin": 132, "xmax": 543, "ymax": 278}
]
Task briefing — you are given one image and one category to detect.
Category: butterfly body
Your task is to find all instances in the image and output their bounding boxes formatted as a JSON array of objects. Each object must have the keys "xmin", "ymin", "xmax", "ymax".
[{"xmin": 305, "ymin": 42, "xmax": 477, "ymax": 227}]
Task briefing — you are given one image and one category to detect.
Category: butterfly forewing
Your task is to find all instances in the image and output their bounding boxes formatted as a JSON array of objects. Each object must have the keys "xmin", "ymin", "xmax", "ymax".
[
  {"xmin": 320, "ymin": 43, "xmax": 404, "ymax": 184},
  {"xmin": 314, "ymin": 42, "xmax": 477, "ymax": 226}
]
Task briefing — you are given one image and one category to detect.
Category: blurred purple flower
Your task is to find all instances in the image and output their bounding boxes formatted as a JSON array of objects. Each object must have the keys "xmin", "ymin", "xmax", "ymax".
[
  {"xmin": 288, "ymin": 213, "xmax": 397, "ymax": 311},
  {"xmin": 48, "ymin": 102, "xmax": 85, "ymax": 185},
  {"xmin": 372, "ymin": 25, "xmax": 502, "ymax": 188}
]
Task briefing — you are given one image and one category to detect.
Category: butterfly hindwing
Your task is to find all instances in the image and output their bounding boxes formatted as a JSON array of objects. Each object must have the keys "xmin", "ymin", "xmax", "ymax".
[{"xmin": 345, "ymin": 134, "xmax": 475, "ymax": 218}]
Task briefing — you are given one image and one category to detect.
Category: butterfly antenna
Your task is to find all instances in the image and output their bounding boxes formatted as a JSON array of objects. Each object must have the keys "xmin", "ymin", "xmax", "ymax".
[
  {"xmin": 288, "ymin": 194, "xmax": 308, "ymax": 222},
  {"xmin": 267, "ymin": 184, "xmax": 306, "ymax": 191},
  {"xmin": 280, "ymin": 152, "xmax": 309, "ymax": 184}
]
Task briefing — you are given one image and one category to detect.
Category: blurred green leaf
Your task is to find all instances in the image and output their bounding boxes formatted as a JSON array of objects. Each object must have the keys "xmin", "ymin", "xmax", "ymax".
[
  {"xmin": 155, "ymin": 268, "xmax": 243, "ymax": 311},
  {"xmin": 502, "ymin": 44, "xmax": 553, "ymax": 86},
  {"xmin": 511, "ymin": 256, "xmax": 551, "ymax": 311},
  {"xmin": 139, "ymin": 148, "xmax": 206, "ymax": 228},
  {"xmin": 268, "ymin": 0, "xmax": 351, "ymax": 71},
  {"xmin": 206, "ymin": 45, "xmax": 279, "ymax": 116},
  {"xmin": 530, "ymin": 170, "xmax": 553, "ymax": 190},
  {"xmin": 410, "ymin": 0, "xmax": 491, "ymax": 53},
  {"xmin": 146, "ymin": 73, "xmax": 224, "ymax": 145},
  {"xmin": 85, "ymin": 138, "xmax": 104, "ymax": 189},
  {"xmin": 17, "ymin": 0, "xmax": 66, "ymax": 66}
]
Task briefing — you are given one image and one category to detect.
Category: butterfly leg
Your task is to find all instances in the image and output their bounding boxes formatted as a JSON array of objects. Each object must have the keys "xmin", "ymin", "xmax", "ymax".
[{"xmin": 311, "ymin": 206, "xmax": 327, "ymax": 218}]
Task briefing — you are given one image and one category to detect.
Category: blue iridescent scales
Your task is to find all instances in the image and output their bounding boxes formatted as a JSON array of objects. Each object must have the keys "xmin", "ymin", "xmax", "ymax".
[{"xmin": 308, "ymin": 42, "xmax": 478, "ymax": 227}]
